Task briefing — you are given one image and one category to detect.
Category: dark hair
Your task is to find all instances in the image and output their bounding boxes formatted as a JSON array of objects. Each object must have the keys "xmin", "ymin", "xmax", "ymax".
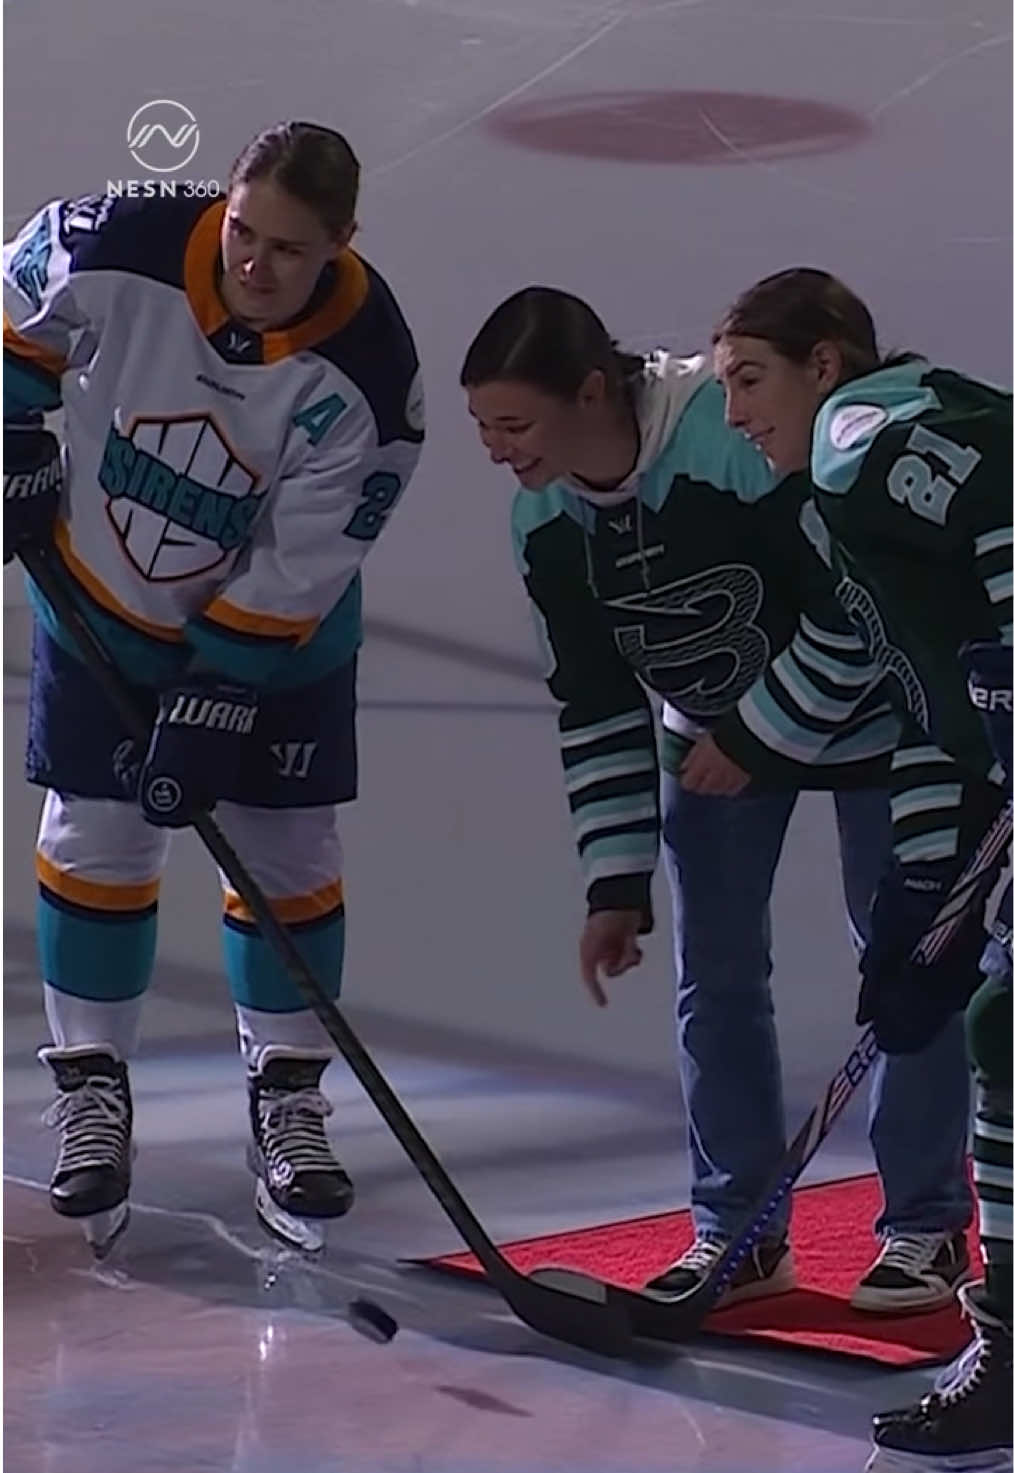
[
  {"xmin": 460, "ymin": 287, "xmax": 644, "ymax": 402},
  {"xmin": 229, "ymin": 121, "xmax": 359, "ymax": 237},
  {"xmin": 713, "ymin": 267, "xmax": 897, "ymax": 382}
]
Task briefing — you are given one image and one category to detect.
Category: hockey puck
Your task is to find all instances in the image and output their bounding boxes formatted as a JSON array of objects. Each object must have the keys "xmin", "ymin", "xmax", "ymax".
[{"xmin": 347, "ymin": 1296, "xmax": 399, "ymax": 1344}]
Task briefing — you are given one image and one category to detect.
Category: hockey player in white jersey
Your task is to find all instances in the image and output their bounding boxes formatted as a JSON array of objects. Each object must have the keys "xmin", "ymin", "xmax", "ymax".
[{"xmin": 3, "ymin": 121, "xmax": 424, "ymax": 1255}]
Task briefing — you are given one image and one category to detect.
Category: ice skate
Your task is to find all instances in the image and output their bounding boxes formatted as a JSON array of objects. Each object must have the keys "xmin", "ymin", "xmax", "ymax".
[
  {"xmin": 865, "ymin": 1281, "xmax": 1012, "ymax": 1472},
  {"xmin": 246, "ymin": 1046, "xmax": 354, "ymax": 1254},
  {"xmin": 39, "ymin": 1044, "xmax": 134, "ymax": 1259}
]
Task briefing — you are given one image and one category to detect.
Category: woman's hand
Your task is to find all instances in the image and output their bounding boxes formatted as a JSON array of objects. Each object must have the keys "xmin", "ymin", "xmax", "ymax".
[
  {"xmin": 578, "ymin": 910, "xmax": 644, "ymax": 1006},
  {"xmin": 678, "ymin": 733, "xmax": 752, "ymax": 797}
]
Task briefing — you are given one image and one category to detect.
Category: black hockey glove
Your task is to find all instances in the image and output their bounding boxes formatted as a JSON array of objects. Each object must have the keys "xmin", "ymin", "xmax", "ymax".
[
  {"xmin": 961, "ymin": 640, "xmax": 1012, "ymax": 793},
  {"xmin": 4, "ymin": 418, "xmax": 62, "ymax": 563},
  {"xmin": 138, "ymin": 677, "xmax": 259, "ymax": 828},
  {"xmin": 857, "ymin": 856, "xmax": 993, "ymax": 1055}
]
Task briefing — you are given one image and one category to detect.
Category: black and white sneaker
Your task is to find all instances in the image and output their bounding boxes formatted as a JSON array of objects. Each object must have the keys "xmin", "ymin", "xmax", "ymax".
[
  {"xmin": 247, "ymin": 1047, "xmax": 354, "ymax": 1253},
  {"xmin": 645, "ymin": 1233, "xmax": 796, "ymax": 1306},
  {"xmin": 39, "ymin": 1044, "xmax": 134, "ymax": 1259},
  {"xmin": 865, "ymin": 1281, "xmax": 1012, "ymax": 1471},
  {"xmin": 851, "ymin": 1231, "xmax": 971, "ymax": 1314}
]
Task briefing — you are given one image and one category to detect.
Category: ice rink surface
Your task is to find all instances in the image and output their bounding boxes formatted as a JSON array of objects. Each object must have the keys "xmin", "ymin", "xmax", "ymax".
[{"xmin": 3, "ymin": 0, "xmax": 1011, "ymax": 1468}]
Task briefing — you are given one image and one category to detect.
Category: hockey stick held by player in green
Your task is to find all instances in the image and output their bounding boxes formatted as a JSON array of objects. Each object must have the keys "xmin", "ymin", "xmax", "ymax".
[
  {"xmin": 17, "ymin": 543, "xmax": 637, "ymax": 1361},
  {"xmin": 538, "ymin": 793, "xmax": 1012, "ymax": 1342}
]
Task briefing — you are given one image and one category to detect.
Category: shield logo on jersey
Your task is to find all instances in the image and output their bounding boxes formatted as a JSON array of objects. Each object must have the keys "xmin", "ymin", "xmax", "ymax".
[{"xmin": 99, "ymin": 414, "xmax": 263, "ymax": 581}]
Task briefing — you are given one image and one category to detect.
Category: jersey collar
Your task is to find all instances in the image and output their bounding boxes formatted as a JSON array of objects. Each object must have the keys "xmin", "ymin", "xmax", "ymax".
[{"xmin": 183, "ymin": 200, "xmax": 368, "ymax": 364}]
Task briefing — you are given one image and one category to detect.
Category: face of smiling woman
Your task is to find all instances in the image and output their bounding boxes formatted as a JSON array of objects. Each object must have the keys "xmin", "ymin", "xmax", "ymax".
[
  {"xmin": 219, "ymin": 176, "xmax": 352, "ymax": 331},
  {"xmin": 713, "ymin": 332, "xmax": 843, "ymax": 475},
  {"xmin": 466, "ymin": 370, "xmax": 638, "ymax": 492}
]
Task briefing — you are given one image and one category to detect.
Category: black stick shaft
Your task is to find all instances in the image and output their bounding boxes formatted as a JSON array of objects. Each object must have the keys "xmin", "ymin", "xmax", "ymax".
[{"xmin": 19, "ymin": 546, "xmax": 522, "ymax": 1288}]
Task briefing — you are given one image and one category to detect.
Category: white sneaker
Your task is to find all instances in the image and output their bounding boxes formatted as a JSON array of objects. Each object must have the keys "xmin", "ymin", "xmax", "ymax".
[
  {"xmin": 646, "ymin": 1233, "xmax": 796, "ymax": 1306},
  {"xmin": 851, "ymin": 1231, "xmax": 971, "ymax": 1314}
]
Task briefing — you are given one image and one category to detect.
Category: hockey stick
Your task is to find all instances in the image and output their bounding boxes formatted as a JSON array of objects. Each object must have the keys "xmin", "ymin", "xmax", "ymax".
[
  {"xmin": 18, "ymin": 544, "xmax": 635, "ymax": 1359},
  {"xmin": 537, "ymin": 793, "xmax": 1013, "ymax": 1343}
]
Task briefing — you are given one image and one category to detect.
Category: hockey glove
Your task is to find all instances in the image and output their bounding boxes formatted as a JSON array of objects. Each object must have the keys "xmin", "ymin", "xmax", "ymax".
[
  {"xmin": 960, "ymin": 640, "xmax": 1012, "ymax": 791},
  {"xmin": 4, "ymin": 418, "xmax": 62, "ymax": 563},
  {"xmin": 138, "ymin": 677, "xmax": 259, "ymax": 828},
  {"xmin": 857, "ymin": 857, "xmax": 992, "ymax": 1055}
]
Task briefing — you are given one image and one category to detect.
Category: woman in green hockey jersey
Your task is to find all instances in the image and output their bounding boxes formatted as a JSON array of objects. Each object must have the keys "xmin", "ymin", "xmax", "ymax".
[
  {"xmin": 713, "ymin": 266, "xmax": 1011, "ymax": 1471},
  {"xmin": 459, "ymin": 286, "xmax": 976, "ymax": 1316}
]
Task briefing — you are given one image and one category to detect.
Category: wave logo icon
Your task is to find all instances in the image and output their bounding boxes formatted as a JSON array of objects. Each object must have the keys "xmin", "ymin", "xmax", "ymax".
[{"xmin": 127, "ymin": 100, "xmax": 200, "ymax": 173}]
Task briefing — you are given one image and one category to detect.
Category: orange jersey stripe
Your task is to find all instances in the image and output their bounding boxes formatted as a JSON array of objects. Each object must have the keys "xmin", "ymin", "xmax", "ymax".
[
  {"xmin": 183, "ymin": 201, "xmax": 230, "ymax": 338},
  {"xmin": 223, "ymin": 877, "xmax": 344, "ymax": 927},
  {"xmin": 3, "ymin": 314, "xmax": 68, "ymax": 378},
  {"xmin": 261, "ymin": 252, "xmax": 369, "ymax": 365},
  {"xmin": 36, "ymin": 852, "xmax": 161, "ymax": 912},
  {"xmin": 181, "ymin": 200, "xmax": 368, "ymax": 363},
  {"xmin": 53, "ymin": 521, "xmax": 185, "ymax": 642},
  {"xmin": 201, "ymin": 594, "xmax": 319, "ymax": 645}
]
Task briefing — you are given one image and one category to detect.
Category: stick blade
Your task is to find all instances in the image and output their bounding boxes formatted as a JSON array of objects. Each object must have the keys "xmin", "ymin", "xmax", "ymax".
[
  {"xmin": 530, "ymin": 1266, "xmax": 712, "ymax": 1345},
  {"xmin": 505, "ymin": 1266, "xmax": 635, "ymax": 1356}
]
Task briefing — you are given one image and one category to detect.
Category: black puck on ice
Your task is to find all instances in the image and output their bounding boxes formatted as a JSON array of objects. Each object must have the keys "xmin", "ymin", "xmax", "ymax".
[{"xmin": 347, "ymin": 1296, "xmax": 399, "ymax": 1344}]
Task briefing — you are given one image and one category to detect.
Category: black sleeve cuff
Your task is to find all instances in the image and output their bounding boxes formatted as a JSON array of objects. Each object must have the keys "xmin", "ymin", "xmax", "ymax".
[{"xmin": 587, "ymin": 873, "xmax": 654, "ymax": 934}]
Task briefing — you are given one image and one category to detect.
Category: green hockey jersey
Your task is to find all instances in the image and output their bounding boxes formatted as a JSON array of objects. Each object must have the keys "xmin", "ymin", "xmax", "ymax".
[
  {"xmin": 810, "ymin": 359, "xmax": 1012, "ymax": 864},
  {"xmin": 512, "ymin": 353, "xmax": 898, "ymax": 918}
]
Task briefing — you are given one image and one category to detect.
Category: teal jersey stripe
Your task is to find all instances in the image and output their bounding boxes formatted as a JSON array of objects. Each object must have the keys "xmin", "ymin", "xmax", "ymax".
[
  {"xmin": 790, "ymin": 633, "xmax": 878, "ymax": 685},
  {"xmin": 565, "ymin": 750, "xmax": 658, "ymax": 794},
  {"xmin": 890, "ymin": 782, "xmax": 964, "ymax": 824},
  {"xmin": 560, "ymin": 709, "xmax": 652, "ymax": 748},
  {"xmin": 894, "ymin": 828, "xmax": 960, "ymax": 864},
  {"xmin": 4, "ymin": 351, "xmax": 61, "ymax": 415},
  {"xmin": 582, "ymin": 844, "xmax": 659, "ymax": 887},
  {"xmin": 771, "ymin": 653, "xmax": 871, "ymax": 721},
  {"xmin": 891, "ymin": 743, "xmax": 957, "ymax": 769},
  {"xmin": 816, "ymin": 709, "xmax": 899, "ymax": 761},
  {"xmin": 975, "ymin": 526, "xmax": 1013, "ymax": 558},
  {"xmin": 735, "ymin": 680, "xmax": 827, "ymax": 761},
  {"xmin": 572, "ymin": 795, "xmax": 659, "ymax": 842},
  {"xmin": 798, "ymin": 612, "xmax": 866, "ymax": 652},
  {"xmin": 985, "ymin": 569, "xmax": 1013, "ymax": 605}
]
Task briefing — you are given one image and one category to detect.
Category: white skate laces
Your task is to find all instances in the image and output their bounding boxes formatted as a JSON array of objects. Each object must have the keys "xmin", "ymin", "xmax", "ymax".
[
  {"xmin": 258, "ymin": 1085, "xmax": 335, "ymax": 1189},
  {"xmin": 43, "ymin": 1078, "xmax": 130, "ymax": 1175}
]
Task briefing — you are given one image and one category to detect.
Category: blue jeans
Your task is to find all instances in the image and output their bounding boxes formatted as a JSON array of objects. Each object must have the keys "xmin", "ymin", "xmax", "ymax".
[{"xmin": 661, "ymin": 777, "xmax": 973, "ymax": 1242}]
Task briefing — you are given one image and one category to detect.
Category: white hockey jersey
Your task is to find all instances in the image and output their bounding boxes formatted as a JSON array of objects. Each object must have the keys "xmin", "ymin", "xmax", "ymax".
[{"xmin": 3, "ymin": 193, "xmax": 424, "ymax": 687}]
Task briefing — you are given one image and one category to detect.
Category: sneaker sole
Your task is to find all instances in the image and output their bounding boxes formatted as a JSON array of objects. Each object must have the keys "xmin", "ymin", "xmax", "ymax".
[
  {"xmin": 850, "ymin": 1266, "xmax": 972, "ymax": 1315},
  {"xmin": 719, "ymin": 1255, "xmax": 798, "ymax": 1307}
]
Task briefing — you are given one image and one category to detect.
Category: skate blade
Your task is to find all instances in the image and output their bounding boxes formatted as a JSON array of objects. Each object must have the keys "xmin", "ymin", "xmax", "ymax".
[
  {"xmin": 866, "ymin": 1446, "xmax": 1012, "ymax": 1472},
  {"xmin": 254, "ymin": 1179, "xmax": 326, "ymax": 1254},
  {"xmin": 84, "ymin": 1203, "xmax": 130, "ymax": 1260}
]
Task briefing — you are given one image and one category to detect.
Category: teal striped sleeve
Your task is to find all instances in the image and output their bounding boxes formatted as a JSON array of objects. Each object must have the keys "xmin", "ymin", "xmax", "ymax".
[
  {"xmin": 513, "ymin": 495, "xmax": 659, "ymax": 924},
  {"xmin": 973, "ymin": 523, "xmax": 1012, "ymax": 645},
  {"xmin": 888, "ymin": 727, "xmax": 1004, "ymax": 868}
]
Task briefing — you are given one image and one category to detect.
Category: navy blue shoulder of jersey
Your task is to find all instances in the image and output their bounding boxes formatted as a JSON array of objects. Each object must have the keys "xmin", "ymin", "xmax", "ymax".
[
  {"xmin": 57, "ymin": 192, "xmax": 210, "ymax": 290},
  {"xmin": 312, "ymin": 259, "xmax": 422, "ymax": 447}
]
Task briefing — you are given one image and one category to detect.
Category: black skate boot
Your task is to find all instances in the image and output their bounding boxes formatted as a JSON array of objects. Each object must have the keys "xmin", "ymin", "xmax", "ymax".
[
  {"xmin": 866, "ymin": 1281, "xmax": 1012, "ymax": 1472},
  {"xmin": 247, "ymin": 1047, "xmax": 354, "ymax": 1253},
  {"xmin": 39, "ymin": 1044, "xmax": 133, "ymax": 1259}
]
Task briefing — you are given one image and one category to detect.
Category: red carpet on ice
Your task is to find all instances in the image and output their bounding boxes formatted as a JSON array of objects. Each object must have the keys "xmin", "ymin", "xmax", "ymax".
[{"xmin": 417, "ymin": 1173, "xmax": 981, "ymax": 1366}]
